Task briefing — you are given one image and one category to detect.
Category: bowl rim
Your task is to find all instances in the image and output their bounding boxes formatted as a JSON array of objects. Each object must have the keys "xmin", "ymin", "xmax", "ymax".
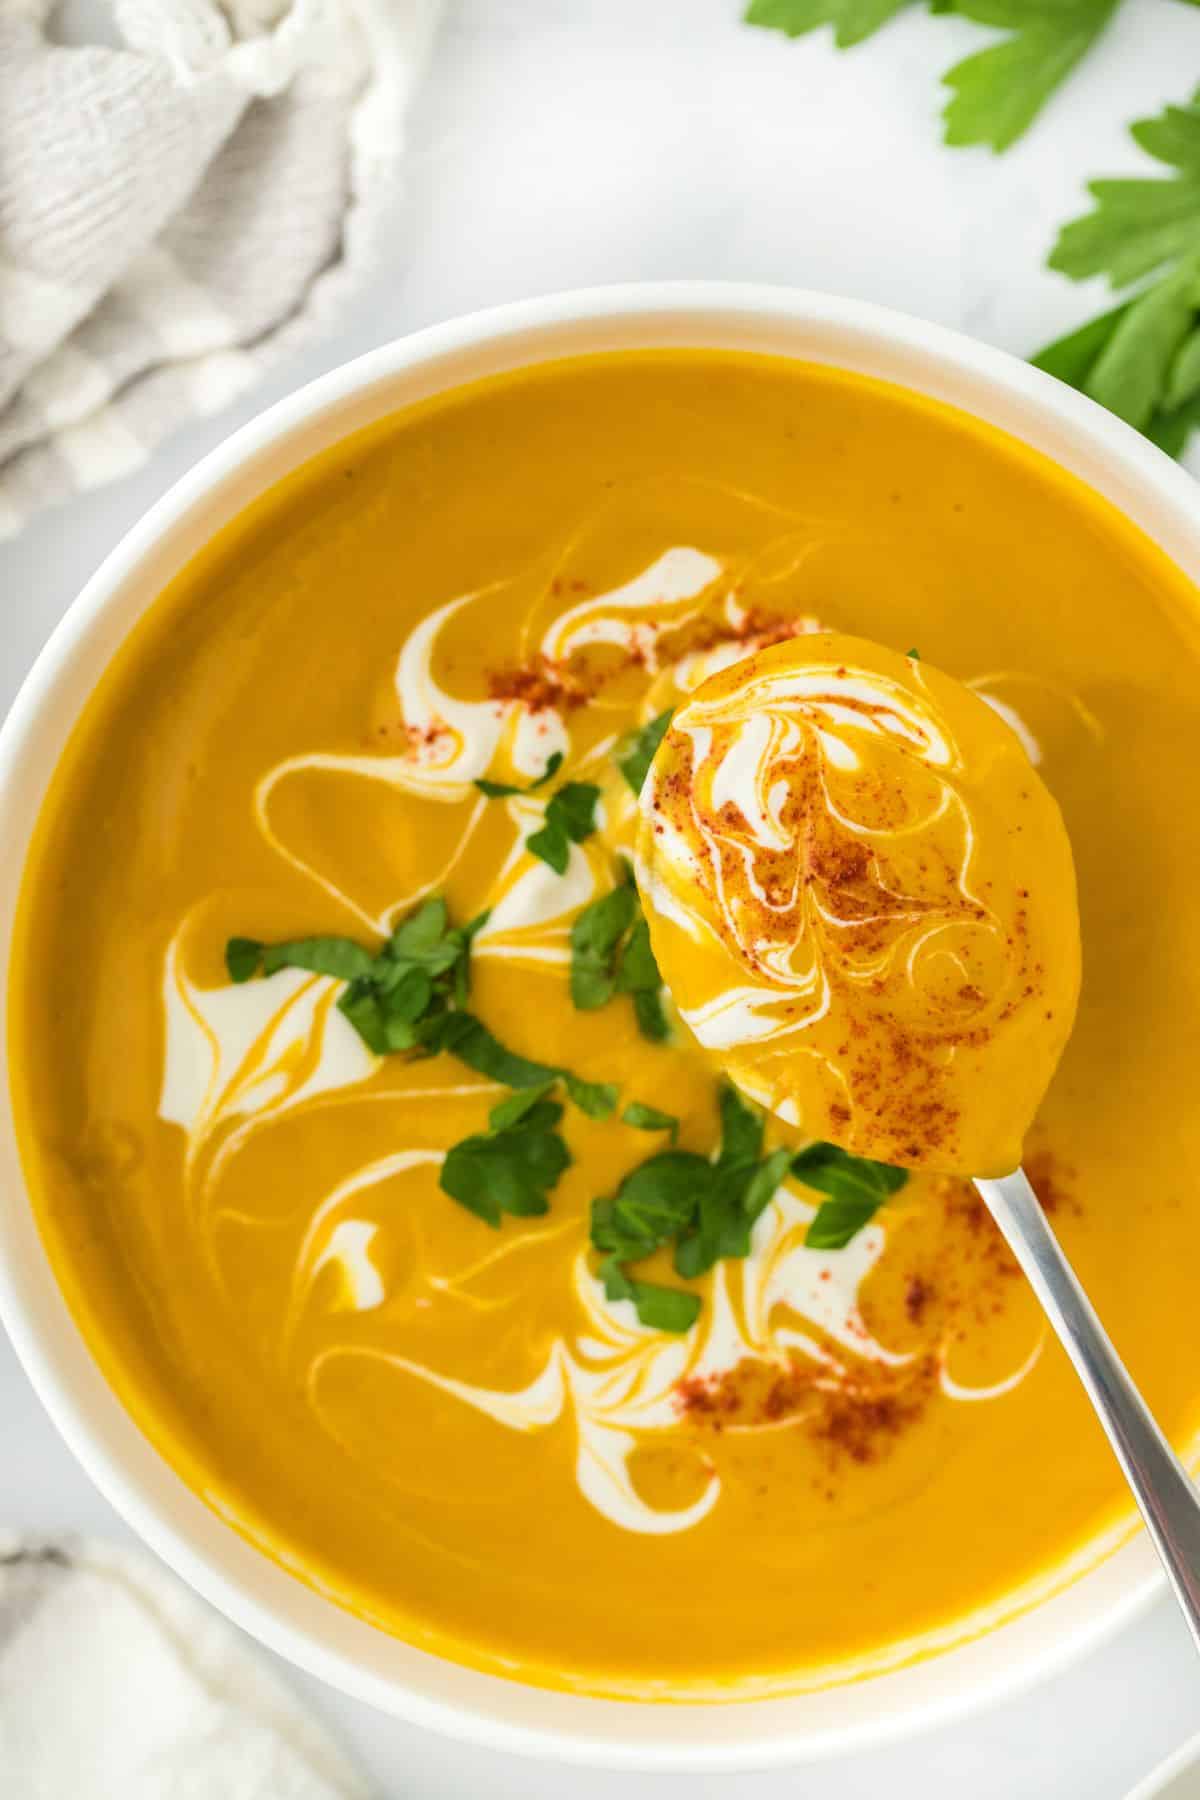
[
  {"xmin": 1127, "ymin": 1732, "xmax": 1200, "ymax": 1800},
  {"xmin": 1, "ymin": 280, "xmax": 1197, "ymax": 1769}
]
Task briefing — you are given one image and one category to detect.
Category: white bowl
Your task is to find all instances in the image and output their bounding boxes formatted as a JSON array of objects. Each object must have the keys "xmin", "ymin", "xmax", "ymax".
[
  {"xmin": 1129, "ymin": 1735, "xmax": 1200, "ymax": 1800},
  {"xmin": 2, "ymin": 284, "xmax": 1199, "ymax": 1770}
]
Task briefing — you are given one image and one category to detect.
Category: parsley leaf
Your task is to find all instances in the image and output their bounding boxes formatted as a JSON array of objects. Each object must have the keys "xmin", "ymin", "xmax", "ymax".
[
  {"xmin": 440, "ymin": 1095, "xmax": 570, "ymax": 1227},
  {"xmin": 474, "ymin": 751, "xmax": 563, "ymax": 798},
  {"xmin": 715, "ymin": 1080, "xmax": 764, "ymax": 1169},
  {"xmin": 225, "ymin": 937, "xmax": 264, "ymax": 983},
  {"xmin": 1050, "ymin": 93, "xmax": 1200, "ymax": 289},
  {"xmin": 745, "ymin": 0, "xmax": 913, "ymax": 50},
  {"xmin": 564, "ymin": 1074, "xmax": 619, "ymax": 1119},
  {"xmin": 417, "ymin": 1009, "xmax": 561, "ymax": 1087},
  {"xmin": 673, "ymin": 1083, "xmax": 783, "ymax": 1277},
  {"xmin": 230, "ymin": 935, "xmax": 375, "ymax": 984},
  {"xmin": 225, "ymin": 900, "xmax": 489, "ymax": 1056},
  {"xmin": 748, "ymin": 0, "xmax": 1121, "ymax": 149},
  {"xmin": 942, "ymin": 0, "xmax": 1121, "ymax": 154},
  {"xmin": 570, "ymin": 878, "xmax": 670, "ymax": 1041},
  {"xmin": 1035, "ymin": 90, "xmax": 1200, "ymax": 453},
  {"xmin": 570, "ymin": 882, "xmax": 637, "ymax": 1009},
  {"xmin": 792, "ymin": 1143, "xmax": 908, "ymax": 1249},
  {"xmin": 589, "ymin": 1083, "xmax": 911, "ymax": 1330},
  {"xmin": 615, "ymin": 708, "xmax": 673, "ymax": 796},
  {"xmin": 621, "ymin": 1102, "xmax": 679, "ymax": 1140},
  {"xmin": 230, "ymin": 901, "xmax": 618, "ymax": 1122},
  {"xmin": 526, "ymin": 781, "xmax": 601, "ymax": 875},
  {"xmin": 592, "ymin": 1150, "xmax": 711, "ymax": 1262},
  {"xmin": 600, "ymin": 1257, "xmax": 701, "ymax": 1334},
  {"xmin": 418, "ymin": 1010, "xmax": 616, "ymax": 1119}
]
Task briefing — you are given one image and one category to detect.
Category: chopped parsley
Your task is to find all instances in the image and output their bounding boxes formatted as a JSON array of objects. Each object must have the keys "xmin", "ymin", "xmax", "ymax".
[
  {"xmin": 440, "ymin": 1087, "xmax": 570, "ymax": 1227},
  {"xmin": 792, "ymin": 1142, "xmax": 909, "ymax": 1249},
  {"xmin": 525, "ymin": 781, "xmax": 600, "ymax": 875},
  {"xmin": 226, "ymin": 899, "xmax": 488, "ymax": 1056},
  {"xmin": 600, "ymin": 1260, "xmax": 701, "ymax": 1334},
  {"xmin": 569, "ymin": 875, "xmax": 670, "ymax": 1041},
  {"xmin": 615, "ymin": 708, "xmax": 673, "ymax": 796},
  {"xmin": 226, "ymin": 899, "xmax": 615, "ymax": 1117},
  {"xmin": 474, "ymin": 753, "xmax": 599, "ymax": 876},
  {"xmin": 621, "ymin": 1102, "xmax": 679, "ymax": 1140},
  {"xmin": 474, "ymin": 751, "xmax": 562, "ymax": 798},
  {"xmin": 590, "ymin": 1082, "xmax": 909, "ymax": 1331}
]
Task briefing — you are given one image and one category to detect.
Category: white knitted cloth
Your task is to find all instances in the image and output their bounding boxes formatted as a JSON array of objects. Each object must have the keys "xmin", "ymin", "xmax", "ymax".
[
  {"xmin": 0, "ymin": 0, "xmax": 442, "ymax": 540},
  {"xmin": 0, "ymin": 1535, "xmax": 371, "ymax": 1797}
]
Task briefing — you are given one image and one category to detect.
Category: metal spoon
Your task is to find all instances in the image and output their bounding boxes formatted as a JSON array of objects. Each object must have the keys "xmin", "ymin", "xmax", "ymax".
[{"xmin": 976, "ymin": 1167, "xmax": 1200, "ymax": 1651}]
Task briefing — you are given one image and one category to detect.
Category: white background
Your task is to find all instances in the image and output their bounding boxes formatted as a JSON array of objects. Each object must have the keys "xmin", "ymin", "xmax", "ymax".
[{"xmin": 4, "ymin": 2, "xmax": 1200, "ymax": 1793}]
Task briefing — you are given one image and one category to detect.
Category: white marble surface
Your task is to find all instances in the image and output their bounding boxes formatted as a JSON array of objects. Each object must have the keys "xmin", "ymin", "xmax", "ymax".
[{"xmin": 4, "ymin": 1, "xmax": 1200, "ymax": 1792}]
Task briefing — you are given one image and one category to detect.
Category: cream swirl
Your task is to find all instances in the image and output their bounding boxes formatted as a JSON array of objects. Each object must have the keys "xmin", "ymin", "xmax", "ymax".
[{"xmin": 637, "ymin": 633, "xmax": 1082, "ymax": 1176}]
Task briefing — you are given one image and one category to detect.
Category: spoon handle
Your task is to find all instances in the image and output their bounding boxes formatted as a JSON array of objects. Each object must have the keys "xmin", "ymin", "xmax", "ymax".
[{"xmin": 975, "ymin": 1167, "xmax": 1200, "ymax": 1652}]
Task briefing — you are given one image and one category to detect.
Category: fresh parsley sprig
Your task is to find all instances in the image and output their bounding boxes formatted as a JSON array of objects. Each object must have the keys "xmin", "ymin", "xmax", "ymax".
[
  {"xmin": 745, "ymin": 0, "xmax": 1127, "ymax": 153},
  {"xmin": 569, "ymin": 874, "xmax": 670, "ymax": 1042},
  {"xmin": 1034, "ymin": 90, "xmax": 1200, "ymax": 454}
]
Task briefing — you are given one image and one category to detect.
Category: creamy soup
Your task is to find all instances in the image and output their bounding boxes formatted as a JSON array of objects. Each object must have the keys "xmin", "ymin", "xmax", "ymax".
[
  {"xmin": 11, "ymin": 352, "xmax": 1200, "ymax": 1698},
  {"xmin": 637, "ymin": 631, "xmax": 1081, "ymax": 1176}
]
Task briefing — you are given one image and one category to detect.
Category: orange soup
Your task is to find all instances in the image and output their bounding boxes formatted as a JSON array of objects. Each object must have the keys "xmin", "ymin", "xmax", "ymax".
[{"xmin": 11, "ymin": 352, "xmax": 1200, "ymax": 1697}]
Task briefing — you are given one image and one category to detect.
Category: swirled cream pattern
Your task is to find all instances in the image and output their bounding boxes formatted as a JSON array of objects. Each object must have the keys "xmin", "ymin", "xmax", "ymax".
[
  {"xmin": 157, "ymin": 537, "xmax": 1059, "ymax": 1537},
  {"xmin": 637, "ymin": 632, "xmax": 1082, "ymax": 1176}
]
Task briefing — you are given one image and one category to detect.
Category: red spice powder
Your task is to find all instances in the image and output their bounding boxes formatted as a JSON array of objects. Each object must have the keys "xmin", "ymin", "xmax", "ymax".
[
  {"xmin": 675, "ymin": 1352, "xmax": 937, "ymax": 1467},
  {"xmin": 482, "ymin": 600, "xmax": 815, "ymax": 720}
]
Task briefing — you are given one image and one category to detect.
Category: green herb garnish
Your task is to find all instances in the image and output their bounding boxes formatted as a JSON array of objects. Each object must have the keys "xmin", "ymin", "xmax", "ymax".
[
  {"xmin": 590, "ymin": 1082, "xmax": 910, "ymax": 1330},
  {"xmin": 475, "ymin": 754, "xmax": 600, "ymax": 877},
  {"xmin": 672, "ymin": 1085, "xmax": 792, "ymax": 1277},
  {"xmin": 226, "ymin": 899, "xmax": 488, "ymax": 1056},
  {"xmin": 227, "ymin": 900, "xmax": 615, "ymax": 1116},
  {"xmin": 600, "ymin": 1258, "xmax": 701, "ymax": 1334},
  {"xmin": 474, "ymin": 751, "xmax": 563, "ymax": 798},
  {"xmin": 621, "ymin": 1102, "xmax": 680, "ymax": 1140},
  {"xmin": 416, "ymin": 1008, "xmax": 616, "ymax": 1118},
  {"xmin": 590, "ymin": 1083, "xmax": 792, "ymax": 1330},
  {"xmin": 1033, "ymin": 90, "xmax": 1200, "ymax": 452},
  {"xmin": 526, "ymin": 781, "xmax": 601, "ymax": 875},
  {"xmin": 615, "ymin": 708, "xmax": 673, "ymax": 796},
  {"xmin": 569, "ymin": 876, "xmax": 670, "ymax": 1041},
  {"xmin": 792, "ymin": 1142, "xmax": 909, "ymax": 1249},
  {"xmin": 440, "ymin": 1089, "xmax": 571, "ymax": 1227}
]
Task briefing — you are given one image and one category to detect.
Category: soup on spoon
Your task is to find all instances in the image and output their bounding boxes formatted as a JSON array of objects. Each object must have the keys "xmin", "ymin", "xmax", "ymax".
[
  {"xmin": 638, "ymin": 631, "xmax": 1200, "ymax": 1650},
  {"xmin": 636, "ymin": 631, "xmax": 1081, "ymax": 1178}
]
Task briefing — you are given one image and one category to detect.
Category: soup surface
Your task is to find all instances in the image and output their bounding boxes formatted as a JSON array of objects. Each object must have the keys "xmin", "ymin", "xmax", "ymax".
[
  {"xmin": 637, "ymin": 630, "xmax": 1081, "ymax": 1176},
  {"xmin": 12, "ymin": 352, "xmax": 1200, "ymax": 1697}
]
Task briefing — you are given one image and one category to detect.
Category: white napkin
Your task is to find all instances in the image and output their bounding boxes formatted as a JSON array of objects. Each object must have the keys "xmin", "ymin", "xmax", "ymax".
[
  {"xmin": 0, "ymin": 0, "xmax": 442, "ymax": 540},
  {"xmin": 0, "ymin": 1534, "xmax": 373, "ymax": 1797}
]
